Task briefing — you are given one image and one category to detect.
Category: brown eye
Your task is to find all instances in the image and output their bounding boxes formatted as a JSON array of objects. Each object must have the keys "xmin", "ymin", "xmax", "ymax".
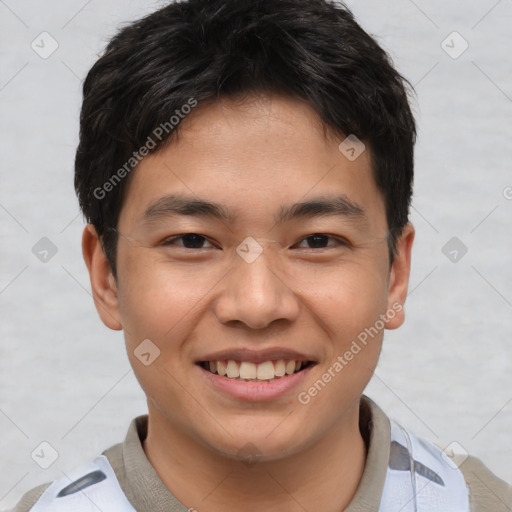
[
  {"xmin": 163, "ymin": 234, "xmax": 214, "ymax": 249},
  {"xmin": 295, "ymin": 234, "xmax": 347, "ymax": 249}
]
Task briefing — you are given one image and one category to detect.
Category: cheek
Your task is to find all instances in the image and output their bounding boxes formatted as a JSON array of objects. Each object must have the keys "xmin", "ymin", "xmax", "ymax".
[
  {"xmin": 296, "ymin": 263, "xmax": 388, "ymax": 422},
  {"xmin": 297, "ymin": 256, "xmax": 390, "ymax": 335},
  {"xmin": 115, "ymin": 253, "xmax": 215, "ymax": 418},
  {"xmin": 116, "ymin": 249, "xmax": 220, "ymax": 348}
]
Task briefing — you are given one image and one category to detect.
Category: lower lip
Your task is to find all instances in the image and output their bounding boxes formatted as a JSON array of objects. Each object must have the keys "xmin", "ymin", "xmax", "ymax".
[{"xmin": 198, "ymin": 364, "xmax": 315, "ymax": 402}]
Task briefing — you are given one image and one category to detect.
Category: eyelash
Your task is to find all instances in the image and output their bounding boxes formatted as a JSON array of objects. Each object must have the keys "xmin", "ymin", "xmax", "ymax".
[{"xmin": 161, "ymin": 233, "xmax": 349, "ymax": 250}]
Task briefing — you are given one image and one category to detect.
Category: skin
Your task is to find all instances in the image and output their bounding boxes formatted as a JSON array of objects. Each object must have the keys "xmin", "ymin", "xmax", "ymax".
[{"xmin": 83, "ymin": 93, "xmax": 414, "ymax": 512}]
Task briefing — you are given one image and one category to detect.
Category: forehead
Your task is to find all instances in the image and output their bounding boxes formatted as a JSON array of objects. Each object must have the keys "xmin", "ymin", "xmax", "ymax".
[{"xmin": 118, "ymin": 94, "xmax": 386, "ymax": 231}]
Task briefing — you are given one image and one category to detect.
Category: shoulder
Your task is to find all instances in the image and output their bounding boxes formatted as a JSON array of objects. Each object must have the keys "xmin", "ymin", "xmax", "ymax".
[
  {"xmin": 459, "ymin": 454, "xmax": 512, "ymax": 511},
  {"xmin": 364, "ymin": 397, "xmax": 511, "ymax": 511},
  {"xmin": 6, "ymin": 453, "xmax": 133, "ymax": 512},
  {"xmin": 7, "ymin": 416, "xmax": 146, "ymax": 512},
  {"xmin": 6, "ymin": 483, "xmax": 49, "ymax": 512}
]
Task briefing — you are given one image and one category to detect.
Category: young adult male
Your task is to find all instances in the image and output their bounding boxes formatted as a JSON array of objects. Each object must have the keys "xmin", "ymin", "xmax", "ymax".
[{"xmin": 10, "ymin": 0, "xmax": 511, "ymax": 511}]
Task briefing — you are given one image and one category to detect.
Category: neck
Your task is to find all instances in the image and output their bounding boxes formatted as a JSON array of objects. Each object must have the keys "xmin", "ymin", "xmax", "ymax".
[{"xmin": 143, "ymin": 402, "xmax": 367, "ymax": 512}]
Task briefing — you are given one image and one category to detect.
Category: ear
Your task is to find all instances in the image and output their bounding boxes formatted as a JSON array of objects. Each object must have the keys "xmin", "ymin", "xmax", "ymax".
[
  {"xmin": 82, "ymin": 224, "xmax": 122, "ymax": 330},
  {"xmin": 385, "ymin": 223, "xmax": 415, "ymax": 330}
]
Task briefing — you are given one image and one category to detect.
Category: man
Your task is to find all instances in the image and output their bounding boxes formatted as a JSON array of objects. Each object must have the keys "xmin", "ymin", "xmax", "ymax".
[{"xmin": 10, "ymin": 0, "xmax": 511, "ymax": 510}]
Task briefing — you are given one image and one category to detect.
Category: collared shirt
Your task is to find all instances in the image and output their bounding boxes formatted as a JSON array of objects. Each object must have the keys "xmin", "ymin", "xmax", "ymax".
[{"xmin": 10, "ymin": 396, "xmax": 512, "ymax": 511}]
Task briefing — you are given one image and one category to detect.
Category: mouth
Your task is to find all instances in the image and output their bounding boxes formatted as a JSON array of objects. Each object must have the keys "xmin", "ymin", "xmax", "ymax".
[{"xmin": 197, "ymin": 359, "xmax": 316, "ymax": 383}]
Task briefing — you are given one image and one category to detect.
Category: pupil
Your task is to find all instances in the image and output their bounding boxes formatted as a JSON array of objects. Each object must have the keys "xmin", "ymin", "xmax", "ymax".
[
  {"xmin": 308, "ymin": 235, "xmax": 327, "ymax": 248},
  {"xmin": 183, "ymin": 234, "xmax": 204, "ymax": 248}
]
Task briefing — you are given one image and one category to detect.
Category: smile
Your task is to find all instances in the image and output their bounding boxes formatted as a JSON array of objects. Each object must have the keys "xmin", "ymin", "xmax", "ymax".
[{"xmin": 199, "ymin": 359, "xmax": 314, "ymax": 382}]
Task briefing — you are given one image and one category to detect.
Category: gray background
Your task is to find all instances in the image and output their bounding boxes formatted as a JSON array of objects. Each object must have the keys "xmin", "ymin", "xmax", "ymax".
[{"xmin": 1, "ymin": 0, "xmax": 511, "ymax": 508}]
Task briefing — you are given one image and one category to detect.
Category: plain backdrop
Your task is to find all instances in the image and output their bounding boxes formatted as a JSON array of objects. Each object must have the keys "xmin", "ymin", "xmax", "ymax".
[{"xmin": 1, "ymin": 0, "xmax": 511, "ymax": 509}]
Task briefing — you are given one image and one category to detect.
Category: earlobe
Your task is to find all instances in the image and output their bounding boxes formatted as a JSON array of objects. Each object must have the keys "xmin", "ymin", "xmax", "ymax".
[
  {"xmin": 385, "ymin": 223, "xmax": 415, "ymax": 330},
  {"xmin": 82, "ymin": 224, "xmax": 123, "ymax": 331}
]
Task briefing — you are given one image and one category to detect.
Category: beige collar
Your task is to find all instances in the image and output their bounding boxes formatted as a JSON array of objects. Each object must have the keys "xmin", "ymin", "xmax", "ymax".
[{"xmin": 103, "ymin": 395, "xmax": 391, "ymax": 512}]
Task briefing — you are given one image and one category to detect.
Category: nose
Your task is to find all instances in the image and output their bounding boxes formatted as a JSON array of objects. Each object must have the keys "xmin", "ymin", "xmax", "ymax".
[{"xmin": 212, "ymin": 242, "xmax": 301, "ymax": 330}]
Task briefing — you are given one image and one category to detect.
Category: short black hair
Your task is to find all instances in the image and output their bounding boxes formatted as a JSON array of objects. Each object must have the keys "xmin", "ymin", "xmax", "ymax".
[{"xmin": 75, "ymin": 0, "xmax": 416, "ymax": 278}]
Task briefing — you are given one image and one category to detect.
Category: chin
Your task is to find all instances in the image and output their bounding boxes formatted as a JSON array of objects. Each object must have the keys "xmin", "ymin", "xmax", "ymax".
[{"xmin": 198, "ymin": 417, "xmax": 314, "ymax": 464}]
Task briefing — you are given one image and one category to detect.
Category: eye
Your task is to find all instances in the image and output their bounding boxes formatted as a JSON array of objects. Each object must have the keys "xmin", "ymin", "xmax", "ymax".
[
  {"xmin": 162, "ymin": 234, "xmax": 216, "ymax": 249},
  {"xmin": 294, "ymin": 234, "xmax": 348, "ymax": 249}
]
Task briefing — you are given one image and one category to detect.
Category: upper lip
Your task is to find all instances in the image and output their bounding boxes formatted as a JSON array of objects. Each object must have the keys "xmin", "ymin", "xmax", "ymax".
[{"xmin": 196, "ymin": 348, "xmax": 317, "ymax": 365}]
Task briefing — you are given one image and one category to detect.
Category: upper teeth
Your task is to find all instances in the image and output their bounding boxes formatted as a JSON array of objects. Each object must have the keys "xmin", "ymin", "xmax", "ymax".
[{"xmin": 206, "ymin": 360, "xmax": 306, "ymax": 381}]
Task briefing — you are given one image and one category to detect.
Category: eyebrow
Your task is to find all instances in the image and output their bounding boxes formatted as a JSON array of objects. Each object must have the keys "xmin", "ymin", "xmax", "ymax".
[{"xmin": 141, "ymin": 193, "xmax": 367, "ymax": 226}]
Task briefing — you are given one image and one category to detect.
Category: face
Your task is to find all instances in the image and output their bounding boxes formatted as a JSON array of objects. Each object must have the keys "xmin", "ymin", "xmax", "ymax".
[{"xmin": 84, "ymin": 94, "xmax": 414, "ymax": 461}]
